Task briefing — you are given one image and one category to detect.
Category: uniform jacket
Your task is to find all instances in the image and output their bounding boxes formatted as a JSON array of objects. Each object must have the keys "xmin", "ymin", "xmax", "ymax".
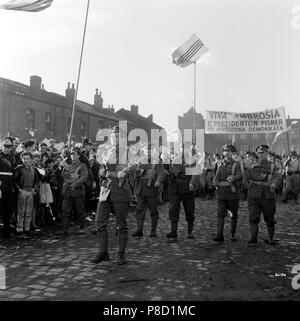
[
  {"xmin": 62, "ymin": 160, "xmax": 88, "ymax": 197},
  {"xmin": 0, "ymin": 152, "xmax": 15, "ymax": 192},
  {"xmin": 169, "ymin": 159, "xmax": 200, "ymax": 195},
  {"xmin": 134, "ymin": 160, "xmax": 166, "ymax": 197},
  {"xmin": 98, "ymin": 145, "xmax": 136, "ymax": 203},
  {"xmin": 244, "ymin": 160, "xmax": 282, "ymax": 199},
  {"xmin": 215, "ymin": 159, "xmax": 243, "ymax": 200}
]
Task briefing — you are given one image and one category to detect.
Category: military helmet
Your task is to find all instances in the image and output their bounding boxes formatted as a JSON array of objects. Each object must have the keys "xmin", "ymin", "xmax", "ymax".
[{"xmin": 256, "ymin": 144, "xmax": 269, "ymax": 153}]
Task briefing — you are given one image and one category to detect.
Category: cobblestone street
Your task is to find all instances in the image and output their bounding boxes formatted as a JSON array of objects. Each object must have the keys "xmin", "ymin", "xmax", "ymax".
[{"xmin": 1, "ymin": 198, "xmax": 300, "ymax": 301}]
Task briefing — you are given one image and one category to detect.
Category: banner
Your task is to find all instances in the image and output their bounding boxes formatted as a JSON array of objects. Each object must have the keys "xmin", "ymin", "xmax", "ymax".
[{"xmin": 205, "ymin": 107, "xmax": 287, "ymax": 134}]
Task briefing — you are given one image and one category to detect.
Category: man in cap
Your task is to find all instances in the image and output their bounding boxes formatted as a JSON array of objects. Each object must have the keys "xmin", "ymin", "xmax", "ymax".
[
  {"xmin": 213, "ymin": 144, "xmax": 243, "ymax": 242},
  {"xmin": 244, "ymin": 145, "xmax": 282, "ymax": 245},
  {"xmin": 131, "ymin": 143, "xmax": 166, "ymax": 238},
  {"xmin": 23, "ymin": 140, "xmax": 35, "ymax": 153},
  {"xmin": 282, "ymin": 150, "xmax": 300, "ymax": 204},
  {"xmin": 91, "ymin": 125, "xmax": 136, "ymax": 265},
  {"xmin": 166, "ymin": 142, "xmax": 200, "ymax": 240},
  {"xmin": 0, "ymin": 138, "xmax": 15, "ymax": 239},
  {"xmin": 60, "ymin": 147, "xmax": 88, "ymax": 236}
]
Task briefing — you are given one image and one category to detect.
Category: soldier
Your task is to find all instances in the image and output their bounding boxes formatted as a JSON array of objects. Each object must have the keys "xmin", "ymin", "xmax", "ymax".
[
  {"xmin": 282, "ymin": 151, "xmax": 300, "ymax": 204},
  {"xmin": 131, "ymin": 144, "xmax": 166, "ymax": 238},
  {"xmin": 166, "ymin": 144, "xmax": 199, "ymax": 239},
  {"xmin": 212, "ymin": 144, "xmax": 243, "ymax": 242},
  {"xmin": 0, "ymin": 139, "xmax": 15, "ymax": 239},
  {"xmin": 91, "ymin": 126, "xmax": 136, "ymax": 265},
  {"xmin": 244, "ymin": 145, "xmax": 282, "ymax": 245},
  {"xmin": 60, "ymin": 147, "xmax": 88, "ymax": 236}
]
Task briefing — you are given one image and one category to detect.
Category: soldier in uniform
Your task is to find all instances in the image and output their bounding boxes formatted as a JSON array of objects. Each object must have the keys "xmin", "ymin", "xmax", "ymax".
[
  {"xmin": 244, "ymin": 145, "xmax": 282, "ymax": 245},
  {"xmin": 91, "ymin": 126, "xmax": 136, "ymax": 265},
  {"xmin": 60, "ymin": 147, "xmax": 88, "ymax": 235},
  {"xmin": 0, "ymin": 139, "xmax": 15, "ymax": 239},
  {"xmin": 166, "ymin": 144, "xmax": 199, "ymax": 239},
  {"xmin": 282, "ymin": 151, "xmax": 300, "ymax": 204},
  {"xmin": 131, "ymin": 144, "xmax": 166, "ymax": 238},
  {"xmin": 213, "ymin": 144, "xmax": 243, "ymax": 242}
]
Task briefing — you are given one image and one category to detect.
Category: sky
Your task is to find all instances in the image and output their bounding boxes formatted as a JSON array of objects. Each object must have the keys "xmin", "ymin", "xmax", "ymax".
[{"xmin": 0, "ymin": 0, "xmax": 300, "ymax": 133}]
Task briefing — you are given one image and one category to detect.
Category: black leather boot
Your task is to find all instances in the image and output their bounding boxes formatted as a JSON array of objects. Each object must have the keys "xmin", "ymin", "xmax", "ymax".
[
  {"xmin": 248, "ymin": 223, "xmax": 258, "ymax": 244},
  {"xmin": 90, "ymin": 252, "xmax": 110, "ymax": 264},
  {"xmin": 213, "ymin": 217, "xmax": 225, "ymax": 242},
  {"xmin": 187, "ymin": 222, "xmax": 194, "ymax": 239},
  {"xmin": 118, "ymin": 251, "xmax": 127, "ymax": 265},
  {"xmin": 230, "ymin": 218, "xmax": 238, "ymax": 241},
  {"xmin": 166, "ymin": 222, "xmax": 178, "ymax": 238}
]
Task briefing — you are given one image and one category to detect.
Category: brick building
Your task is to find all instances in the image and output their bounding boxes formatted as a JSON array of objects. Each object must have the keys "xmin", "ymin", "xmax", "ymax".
[
  {"xmin": 178, "ymin": 108, "xmax": 300, "ymax": 155},
  {"xmin": 0, "ymin": 75, "xmax": 163, "ymax": 144}
]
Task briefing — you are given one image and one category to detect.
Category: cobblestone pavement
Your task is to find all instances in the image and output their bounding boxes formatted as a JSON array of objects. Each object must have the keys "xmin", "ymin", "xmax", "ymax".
[{"xmin": 0, "ymin": 198, "xmax": 300, "ymax": 301}]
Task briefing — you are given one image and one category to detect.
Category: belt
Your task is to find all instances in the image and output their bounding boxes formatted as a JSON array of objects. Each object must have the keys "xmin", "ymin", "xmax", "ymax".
[
  {"xmin": 218, "ymin": 181, "xmax": 231, "ymax": 187},
  {"xmin": 0, "ymin": 172, "xmax": 13, "ymax": 176},
  {"xmin": 249, "ymin": 180, "xmax": 269, "ymax": 186}
]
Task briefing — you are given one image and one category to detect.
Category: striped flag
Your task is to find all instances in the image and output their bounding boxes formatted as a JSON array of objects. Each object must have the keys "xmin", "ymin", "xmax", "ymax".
[
  {"xmin": 0, "ymin": 0, "xmax": 53, "ymax": 12},
  {"xmin": 172, "ymin": 34, "xmax": 209, "ymax": 68}
]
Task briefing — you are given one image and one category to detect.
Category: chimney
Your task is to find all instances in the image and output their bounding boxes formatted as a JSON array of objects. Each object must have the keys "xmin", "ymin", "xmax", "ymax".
[
  {"xmin": 66, "ymin": 82, "xmax": 75, "ymax": 101},
  {"xmin": 147, "ymin": 114, "xmax": 153, "ymax": 122},
  {"xmin": 130, "ymin": 105, "xmax": 139, "ymax": 114},
  {"xmin": 30, "ymin": 75, "xmax": 42, "ymax": 96},
  {"xmin": 94, "ymin": 88, "xmax": 103, "ymax": 110},
  {"xmin": 106, "ymin": 104, "xmax": 115, "ymax": 113}
]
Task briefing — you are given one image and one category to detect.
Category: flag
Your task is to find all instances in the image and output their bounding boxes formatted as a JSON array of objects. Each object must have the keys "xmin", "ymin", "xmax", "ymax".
[
  {"xmin": 0, "ymin": 0, "xmax": 53, "ymax": 12},
  {"xmin": 172, "ymin": 34, "xmax": 209, "ymax": 68}
]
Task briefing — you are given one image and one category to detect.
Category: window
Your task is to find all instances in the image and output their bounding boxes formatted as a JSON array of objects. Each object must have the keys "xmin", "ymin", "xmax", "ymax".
[
  {"xmin": 292, "ymin": 128, "xmax": 300, "ymax": 140},
  {"xmin": 98, "ymin": 120, "xmax": 104, "ymax": 129},
  {"xmin": 45, "ymin": 112, "xmax": 52, "ymax": 131},
  {"xmin": 240, "ymin": 134, "xmax": 247, "ymax": 140},
  {"xmin": 253, "ymin": 133, "xmax": 260, "ymax": 140},
  {"xmin": 67, "ymin": 117, "xmax": 71, "ymax": 133},
  {"xmin": 240, "ymin": 145, "xmax": 248, "ymax": 153},
  {"xmin": 26, "ymin": 108, "xmax": 35, "ymax": 130},
  {"xmin": 81, "ymin": 121, "xmax": 87, "ymax": 138},
  {"xmin": 228, "ymin": 134, "xmax": 232, "ymax": 140}
]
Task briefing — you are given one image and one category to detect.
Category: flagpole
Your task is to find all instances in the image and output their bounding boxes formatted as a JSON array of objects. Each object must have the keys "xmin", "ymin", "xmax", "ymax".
[
  {"xmin": 193, "ymin": 61, "xmax": 197, "ymax": 146},
  {"xmin": 68, "ymin": 0, "xmax": 91, "ymax": 145}
]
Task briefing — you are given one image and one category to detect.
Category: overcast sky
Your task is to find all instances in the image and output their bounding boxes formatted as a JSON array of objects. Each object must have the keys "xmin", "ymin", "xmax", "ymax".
[{"xmin": 0, "ymin": 0, "xmax": 299, "ymax": 133}]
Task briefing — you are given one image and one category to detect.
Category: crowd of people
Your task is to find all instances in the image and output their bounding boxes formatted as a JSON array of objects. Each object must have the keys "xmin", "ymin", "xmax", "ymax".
[{"xmin": 0, "ymin": 130, "xmax": 300, "ymax": 264}]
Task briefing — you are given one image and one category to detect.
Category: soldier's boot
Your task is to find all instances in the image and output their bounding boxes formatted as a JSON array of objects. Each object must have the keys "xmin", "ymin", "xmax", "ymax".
[
  {"xmin": 293, "ymin": 192, "xmax": 299, "ymax": 204},
  {"xmin": 90, "ymin": 230, "xmax": 110, "ymax": 263},
  {"xmin": 149, "ymin": 218, "xmax": 158, "ymax": 237},
  {"xmin": 230, "ymin": 219, "xmax": 238, "ymax": 241},
  {"xmin": 265, "ymin": 225, "xmax": 276, "ymax": 245},
  {"xmin": 118, "ymin": 230, "xmax": 128, "ymax": 265},
  {"xmin": 213, "ymin": 218, "xmax": 225, "ymax": 242},
  {"xmin": 187, "ymin": 222, "xmax": 194, "ymax": 239},
  {"xmin": 57, "ymin": 217, "xmax": 69, "ymax": 236},
  {"xmin": 248, "ymin": 223, "xmax": 258, "ymax": 244},
  {"xmin": 166, "ymin": 222, "xmax": 178, "ymax": 239},
  {"xmin": 118, "ymin": 251, "xmax": 127, "ymax": 265},
  {"xmin": 132, "ymin": 220, "xmax": 144, "ymax": 237}
]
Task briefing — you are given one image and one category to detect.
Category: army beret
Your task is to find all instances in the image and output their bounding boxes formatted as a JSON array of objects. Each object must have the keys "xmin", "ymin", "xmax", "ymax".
[
  {"xmin": 256, "ymin": 144, "xmax": 269, "ymax": 152},
  {"xmin": 222, "ymin": 144, "xmax": 237, "ymax": 152}
]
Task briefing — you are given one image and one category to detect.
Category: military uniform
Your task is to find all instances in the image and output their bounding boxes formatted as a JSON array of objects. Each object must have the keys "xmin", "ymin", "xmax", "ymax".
[
  {"xmin": 282, "ymin": 152, "xmax": 300, "ymax": 203},
  {"xmin": 244, "ymin": 145, "xmax": 282, "ymax": 245},
  {"xmin": 61, "ymin": 153, "xmax": 88, "ymax": 234},
  {"xmin": 0, "ymin": 139, "xmax": 15, "ymax": 239},
  {"xmin": 132, "ymin": 155, "xmax": 166, "ymax": 237},
  {"xmin": 213, "ymin": 144, "xmax": 242, "ymax": 242},
  {"xmin": 167, "ymin": 153, "xmax": 199, "ymax": 239},
  {"xmin": 92, "ymin": 128, "xmax": 136, "ymax": 265}
]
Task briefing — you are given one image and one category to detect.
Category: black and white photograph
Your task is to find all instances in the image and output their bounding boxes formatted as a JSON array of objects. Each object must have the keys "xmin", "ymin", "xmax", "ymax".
[{"xmin": 0, "ymin": 0, "xmax": 300, "ymax": 310}]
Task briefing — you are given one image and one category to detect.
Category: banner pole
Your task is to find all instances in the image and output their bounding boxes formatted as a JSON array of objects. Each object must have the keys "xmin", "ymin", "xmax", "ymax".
[
  {"xmin": 68, "ymin": 0, "xmax": 91, "ymax": 145},
  {"xmin": 193, "ymin": 61, "xmax": 197, "ymax": 146}
]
